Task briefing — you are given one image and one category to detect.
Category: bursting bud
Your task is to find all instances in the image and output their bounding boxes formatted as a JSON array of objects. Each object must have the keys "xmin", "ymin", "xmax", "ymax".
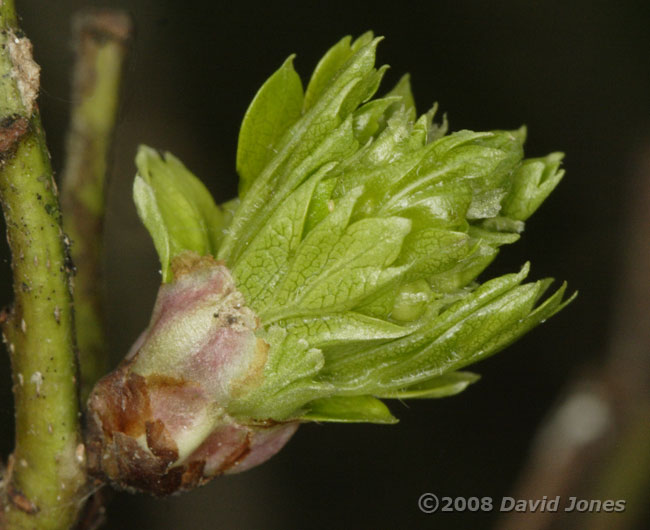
[{"xmin": 87, "ymin": 33, "xmax": 573, "ymax": 495}]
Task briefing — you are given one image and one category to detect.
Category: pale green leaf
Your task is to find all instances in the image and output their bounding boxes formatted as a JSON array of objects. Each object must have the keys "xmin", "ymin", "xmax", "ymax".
[
  {"xmin": 352, "ymin": 96, "xmax": 400, "ymax": 145},
  {"xmin": 375, "ymin": 371, "xmax": 480, "ymax": 399},
  {"xmin": 303, "ymin": 177, "xmax": 337, "ymax": 234},
  {"xmin": 133, "ymin": 176, "xmax": 170, "ymax": 280},
  {"xmin": 460, "ymin": 281, "xmax": 577, "ymax": 368},
  {"xmin": 237, "ymin": 56, "xmax": 304, "ymax": 197},
  {"xmin": 134, "ymin": 146, "xmax": 226, "ymax": 281},
  {"xmin": 266, "ymin": 217, "xmax": 412, "ymax": 320},
  {"xmin": 265, "ymin": 186, "xmax": 363, "ymax": 312},
  {"xmin": 280, "ymin": 311, "xmax": 411, "ymax": 350},
  {"xmin": 397, "ymin": 228, "xmax": 472, "ymax": 282},
  {"xmin": 303, "ymin": 32, "xmax": 374, "ymax": 112},
  {"xmin": 380, "ymin": 73, "xmax": 417, "ymax": 125},
  {"xmin": 233, "ymin": 164, "xmax": 333, "ymax": 306},
  {"xmin": 501, "ymin": 152, "xmax": 565, "ymax": 221},
  {"xmin": 161, "ymin": 151, "xmax": 230, "ymax": 251},
  {"xmin": 300, "ymin": 395, "xmax": 398, "ymax": 424}
]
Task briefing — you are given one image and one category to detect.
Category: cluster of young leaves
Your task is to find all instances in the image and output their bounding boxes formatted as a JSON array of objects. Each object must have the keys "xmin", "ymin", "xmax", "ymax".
[{"xmin": 133, "ymin": 33, "xmax": 573, "ymax": 425}]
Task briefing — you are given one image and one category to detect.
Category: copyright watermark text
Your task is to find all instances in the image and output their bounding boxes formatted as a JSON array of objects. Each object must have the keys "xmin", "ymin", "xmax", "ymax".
[{"xmin": 418, "ymin": 494, "xmax": 626, "ymax": 514}]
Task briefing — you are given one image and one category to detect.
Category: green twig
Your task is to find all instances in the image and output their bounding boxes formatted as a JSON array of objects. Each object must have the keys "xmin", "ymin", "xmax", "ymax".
[
  {"xmin": 0, "ymin": 1, "xmax": 85, "ymax": 528},
  {"xmin": 60, "ymin": 8, "xmax": 131, "ymax": 403}
]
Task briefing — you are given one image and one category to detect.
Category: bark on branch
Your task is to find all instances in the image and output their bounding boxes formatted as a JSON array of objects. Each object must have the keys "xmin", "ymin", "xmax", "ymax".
[{"xmin": 0, "ymin": 1, "xmax": 86, "ymax": 528}]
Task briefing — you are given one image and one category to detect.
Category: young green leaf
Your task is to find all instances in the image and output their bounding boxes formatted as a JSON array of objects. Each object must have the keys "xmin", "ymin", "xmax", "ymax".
[
  {"xmin": 237, "ymin": 56, "xmax": 304, "ymax": 197},
  {"xmin": 375, "ymin": 371, "xmax": 480, "ymax": 399},
  {"xmin": 133, "ymin": 146, "xmax": 227, "ymax": 281},
  {"xmin": 280, "ymin": 311, "xmax": 411, "ymax": 350},
  {"xmin": 379, "ymin": 73, "xmax": 417, "ymax": 125},
  {"xmin": 133, "ymin": 176, "xmax": 170, "ymax": 279},
  {"xmin": 501, "ymin": 152, "xmax": 565, "ymax": 221},
  {"xmin": 303, "ymin": 32, "xmax": 375, "ymax": 112},
  {"xmin": 301, "ymin": 395, "xmax": 398, "ymax": 424},
  {"xmin": 233, "ymin": 164, "xmax": 333, "ymax": 306}
]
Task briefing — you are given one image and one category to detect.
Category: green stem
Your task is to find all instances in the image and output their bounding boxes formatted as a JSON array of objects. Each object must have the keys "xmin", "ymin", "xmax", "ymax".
[
  {"xmin": 60, "ymin": 8, "xmax": 131, "ymax": 403},
  {"xmin": 0, "ymin": 2, "xmax": 86, "ymax": 528}
]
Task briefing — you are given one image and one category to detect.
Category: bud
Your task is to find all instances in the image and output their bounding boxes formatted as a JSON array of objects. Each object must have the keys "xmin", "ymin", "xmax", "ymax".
[
  {"xmin": 87, "ymin": 32, "xmax": 574, "ymax": 496},
  {"xmin": 87, "ymin": 253, "xmax": 298, "ymax": 495}
]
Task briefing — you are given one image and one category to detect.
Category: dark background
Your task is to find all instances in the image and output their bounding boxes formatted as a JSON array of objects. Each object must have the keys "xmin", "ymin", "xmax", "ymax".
[{"xmin": 1, "ymin": 0, "xmax": 649, "ymax": 528}]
